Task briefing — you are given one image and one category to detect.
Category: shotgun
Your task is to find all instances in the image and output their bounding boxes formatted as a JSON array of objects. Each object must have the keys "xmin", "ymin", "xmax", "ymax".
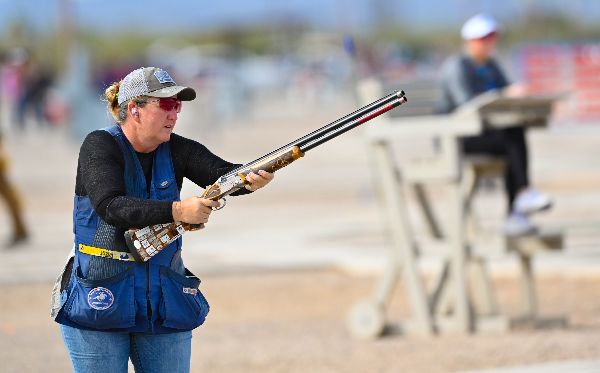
[{"xmin": 125, "ymin": 90, "xmax": 407, "ymax": 263}]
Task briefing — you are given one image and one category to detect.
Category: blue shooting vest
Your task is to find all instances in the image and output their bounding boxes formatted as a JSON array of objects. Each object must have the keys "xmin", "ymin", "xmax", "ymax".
[{"xmin": 53, "ymin": 125, "xmax": 209, "ymax": 333}]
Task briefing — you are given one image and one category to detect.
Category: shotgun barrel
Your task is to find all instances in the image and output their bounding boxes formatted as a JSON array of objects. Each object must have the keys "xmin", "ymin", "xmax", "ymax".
[
  {"xmin": 220, "ymin": 90, "xmax": 405, "ymax": 179},
  {"xmin": 300, "ymin": 93, "xmax": 406, "ymax": 152}
]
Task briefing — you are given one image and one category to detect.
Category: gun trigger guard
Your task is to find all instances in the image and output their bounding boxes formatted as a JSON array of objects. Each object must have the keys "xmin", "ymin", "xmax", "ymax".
[{"xmin": 213, "ymin": 198, "xmax": 226, "ymax": 211}]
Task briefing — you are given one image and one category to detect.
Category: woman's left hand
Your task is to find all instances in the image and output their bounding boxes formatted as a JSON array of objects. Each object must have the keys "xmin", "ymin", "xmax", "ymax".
[{"xmin": 245, "ymin": 170, "xmax": 274, "ymax": 191}]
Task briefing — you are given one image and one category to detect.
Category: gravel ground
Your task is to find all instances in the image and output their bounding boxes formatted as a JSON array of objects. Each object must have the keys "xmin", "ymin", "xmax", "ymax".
[{"xmin": 1, "ymin": 269, "xmax": 599, "ymax": 373}]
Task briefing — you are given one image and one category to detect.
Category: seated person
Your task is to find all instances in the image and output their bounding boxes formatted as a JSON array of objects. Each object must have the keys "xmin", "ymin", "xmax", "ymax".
[{"xmin": 436, "ymin": 13, "xmax": 551, "ymax": 236}]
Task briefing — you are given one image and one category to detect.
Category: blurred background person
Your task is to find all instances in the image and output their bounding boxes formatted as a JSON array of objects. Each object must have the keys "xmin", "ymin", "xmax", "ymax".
[
  {"xmin": 15, "ymin": 50, "xmax": 55, "ymax": 131},
  {"xmin": 0, "ymin": 49, "xmax": 29, "ymax": 248},
  {"xmin": 436, "ymin": 13, "xmax": 552, "ymax": 237}
]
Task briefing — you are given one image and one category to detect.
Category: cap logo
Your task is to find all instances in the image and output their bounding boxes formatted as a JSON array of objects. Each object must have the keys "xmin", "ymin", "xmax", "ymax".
[{"xmin": 154, "ymin": 69, "xmax": 175, "ymax": 84}]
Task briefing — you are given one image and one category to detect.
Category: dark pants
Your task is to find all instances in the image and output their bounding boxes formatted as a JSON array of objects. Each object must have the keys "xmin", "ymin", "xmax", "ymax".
[{"xmin": 461, "ymin": 127, "xmax": 529, "ymax": 212}]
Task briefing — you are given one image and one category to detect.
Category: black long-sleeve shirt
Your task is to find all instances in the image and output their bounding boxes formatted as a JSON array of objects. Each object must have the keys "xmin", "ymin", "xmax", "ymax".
[{"xmin": 75, "ymin": 130, "xmax": 249, "ymax": 229}]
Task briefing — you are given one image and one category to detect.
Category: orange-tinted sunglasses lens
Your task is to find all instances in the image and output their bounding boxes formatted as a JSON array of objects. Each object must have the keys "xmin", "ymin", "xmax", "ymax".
[{"xmin": 157, "ymin": 98, "xmax": 182, "ymax": 112}]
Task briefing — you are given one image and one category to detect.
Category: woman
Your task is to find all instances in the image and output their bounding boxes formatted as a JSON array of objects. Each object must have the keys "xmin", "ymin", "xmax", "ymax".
[
  {"xmin": 436, "ymin": 14, "xmax": 552, "ymax": 236},
  {"xmin": 51, "ymin": 66, "xmax": 273, "ymax": 372}
]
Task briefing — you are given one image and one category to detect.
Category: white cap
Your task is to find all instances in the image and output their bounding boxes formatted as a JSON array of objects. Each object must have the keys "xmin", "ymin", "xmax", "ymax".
[{"xmin": 461, "ymin": 14, "xmax": 498, "ymax": 40}]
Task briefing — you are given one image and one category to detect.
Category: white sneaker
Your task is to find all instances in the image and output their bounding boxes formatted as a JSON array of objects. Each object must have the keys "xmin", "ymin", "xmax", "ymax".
[
  {"xmin": 504, "ymin": 212, "xmax": 536, "ymax": 237},
  {"xmin": 513, "ymin": 188, "xmax": 552, "ymax": 215}
]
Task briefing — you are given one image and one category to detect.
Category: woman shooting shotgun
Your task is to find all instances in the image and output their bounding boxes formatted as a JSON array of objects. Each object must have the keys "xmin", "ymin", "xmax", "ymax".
[
  {"xmin": 50, "ymin": 65, "xmax": 405, "ymax": 373},
  {"xmin": 51, "ymin": 66, "xmax": 273, "ymax": 373}
]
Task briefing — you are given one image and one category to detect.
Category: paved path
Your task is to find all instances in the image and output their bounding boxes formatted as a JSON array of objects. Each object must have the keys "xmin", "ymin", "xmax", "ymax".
[{"xmin": 459, "ymin": 359, "xmax": 600, "ymax": 373}]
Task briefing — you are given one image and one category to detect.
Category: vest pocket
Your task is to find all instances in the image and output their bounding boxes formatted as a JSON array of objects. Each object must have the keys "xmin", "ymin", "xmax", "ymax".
[
  {"xmin": 158, "ymin": 266, "xmax": 210, "ymax": 330},
  {"xmin": 154, "ymin": 177, "xmax": 179, "ymax": 200},
  {"xmin": 64, "ymin": 267, "xmax": 136, "ymax": 330}
]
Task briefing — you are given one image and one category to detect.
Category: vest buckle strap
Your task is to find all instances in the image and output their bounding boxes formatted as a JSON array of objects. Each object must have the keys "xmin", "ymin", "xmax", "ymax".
[{"xmin": 78, "ymin": 243, "xmax": 135, "ymax": 262}]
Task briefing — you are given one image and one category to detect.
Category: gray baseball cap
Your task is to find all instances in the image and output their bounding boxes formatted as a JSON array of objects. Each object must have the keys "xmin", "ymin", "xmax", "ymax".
[{"xmin": 117, "ymin": 67, "xmax": 196, "ymax": 105}]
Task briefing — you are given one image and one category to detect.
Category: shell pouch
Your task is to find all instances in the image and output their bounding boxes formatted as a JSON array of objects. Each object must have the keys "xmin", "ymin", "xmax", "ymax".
[
  {"xmin": 158, "ymin": 266, "xmax": 210, "ymax": 330},
  {"xmin": 63, "ymin": 266, "xmax": 136, "ymax": 330},
  {"xmin": 50, "ymin": 251, "xmax": 75, "ymax": 320}
]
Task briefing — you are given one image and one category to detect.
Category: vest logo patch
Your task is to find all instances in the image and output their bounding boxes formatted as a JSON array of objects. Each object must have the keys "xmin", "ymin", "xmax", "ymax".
[
  {"xmin": 154, "ymin": 69, "xmax": 175, "ymax": 84},
  {"xmin": 87, "ymin": 287, "xmax": 114, "ymax": 310},
  {"xmin": 119, "ymin": 253, "xmax": 132, "ymax": 261},
  {"xmin": 183, "ymin": 287, "xmax": 198, "ymax": 296}
]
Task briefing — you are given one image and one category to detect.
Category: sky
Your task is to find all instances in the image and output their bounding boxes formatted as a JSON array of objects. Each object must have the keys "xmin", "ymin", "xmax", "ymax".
[{"xmin": 1, "ymin": 0, "xmax": 599, "ymax": 36}]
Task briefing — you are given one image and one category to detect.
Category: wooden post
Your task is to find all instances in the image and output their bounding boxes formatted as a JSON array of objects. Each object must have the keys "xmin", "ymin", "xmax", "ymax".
[{"xmin": 371, "ymin": 141, "xmax": 435, "ymax": 335}]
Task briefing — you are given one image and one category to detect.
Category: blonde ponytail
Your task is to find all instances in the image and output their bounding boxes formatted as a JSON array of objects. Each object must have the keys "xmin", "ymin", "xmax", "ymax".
[{"xmin": 104, "ymin": 81, "xmax": 125, "ymax": 123}]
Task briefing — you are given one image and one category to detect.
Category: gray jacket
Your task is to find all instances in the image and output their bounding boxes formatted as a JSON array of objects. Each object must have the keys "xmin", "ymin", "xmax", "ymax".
[{"xmin": 436, "ymin": 54, "xmax": 509, "ymax": 114}]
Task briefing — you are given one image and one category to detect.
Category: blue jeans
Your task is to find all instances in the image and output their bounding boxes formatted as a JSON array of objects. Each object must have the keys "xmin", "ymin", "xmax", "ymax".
[{"xmin": 60, "ymin": 325, "xmax": 192, "ymax": 373}]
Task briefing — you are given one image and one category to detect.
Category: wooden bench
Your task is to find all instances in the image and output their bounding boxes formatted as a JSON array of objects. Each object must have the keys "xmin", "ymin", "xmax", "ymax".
[{"xmin": 346, "ymin": 78, "xmax": 566, "ymax": 339}]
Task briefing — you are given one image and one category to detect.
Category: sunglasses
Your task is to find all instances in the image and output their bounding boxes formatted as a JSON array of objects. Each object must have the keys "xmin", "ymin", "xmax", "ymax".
[{"xmin": 147, "ymin": 98, "xmax": 182, "ymax": 113}]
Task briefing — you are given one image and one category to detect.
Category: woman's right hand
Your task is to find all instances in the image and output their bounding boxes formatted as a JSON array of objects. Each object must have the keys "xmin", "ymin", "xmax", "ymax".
[{"xmin": 172, "ymin": 197, "xmax": 220, "ymax": 225}]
